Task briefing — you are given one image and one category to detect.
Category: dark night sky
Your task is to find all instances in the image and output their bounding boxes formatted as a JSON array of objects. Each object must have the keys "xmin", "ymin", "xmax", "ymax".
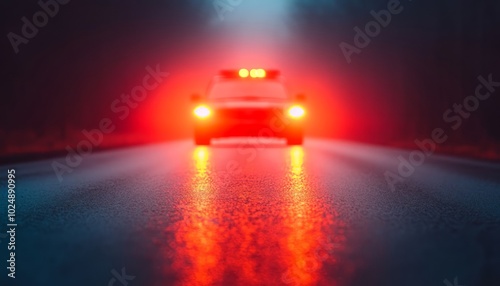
[{"xmin": 1, "ymin": 0, "xmax": 499, "ymax": 152}]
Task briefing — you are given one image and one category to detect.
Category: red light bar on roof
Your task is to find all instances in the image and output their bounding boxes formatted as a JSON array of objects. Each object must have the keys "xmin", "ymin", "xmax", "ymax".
[{"xmin": 220, "ymin": 69, "xmax": 280, "ymax": 79}]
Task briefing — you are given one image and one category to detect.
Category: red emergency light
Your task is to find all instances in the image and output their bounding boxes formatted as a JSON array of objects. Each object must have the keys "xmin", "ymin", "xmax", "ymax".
[{"xmin": 219, "ymin": 69, "xmax": 281, "ymax": 79}]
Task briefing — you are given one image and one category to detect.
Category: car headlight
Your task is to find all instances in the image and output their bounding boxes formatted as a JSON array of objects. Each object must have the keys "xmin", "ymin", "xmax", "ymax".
[
  {"xmin": 288, "ymin": 105, "xmax": 305, "ymax": 118},
  {"xmin": 194, "ymin": 105, "xmax": 211, "ymax": 118}
]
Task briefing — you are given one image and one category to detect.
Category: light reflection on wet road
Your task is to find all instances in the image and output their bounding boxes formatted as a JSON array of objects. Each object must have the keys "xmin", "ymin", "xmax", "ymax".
[
  {"xmin": 166, "ymin": 146, "xmax": 348, "ymax": 286},
  {"xmin": 4, "ymin": 139, "xmax": 500, "ymax": 286}
]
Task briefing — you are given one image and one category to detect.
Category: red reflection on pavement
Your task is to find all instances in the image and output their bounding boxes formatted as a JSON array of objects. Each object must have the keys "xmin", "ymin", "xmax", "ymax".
[
  {"xmin": 281, "ymin": 147, "xmax": 347, "ymax": 286},
  {"xmin": 166, "ymin": 146, "xmax": 348, "ymax": 286},
  {"xmin": 170, "ymin": 147, "xmax": 222, "ymax": 286}
]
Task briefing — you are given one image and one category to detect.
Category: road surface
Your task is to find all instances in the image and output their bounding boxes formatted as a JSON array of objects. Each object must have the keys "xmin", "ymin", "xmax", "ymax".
[{"xmin": 1, "ymin": 139, "xmax": 499, "ymax": 286}]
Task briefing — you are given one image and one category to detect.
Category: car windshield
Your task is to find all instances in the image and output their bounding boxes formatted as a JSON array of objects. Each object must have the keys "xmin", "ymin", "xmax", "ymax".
[{"xmin": 208, "ymin": 80, "xmax": 288, "ymax": 100}]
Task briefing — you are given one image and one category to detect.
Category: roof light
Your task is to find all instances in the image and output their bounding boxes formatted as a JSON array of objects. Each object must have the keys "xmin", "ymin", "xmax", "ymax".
[
  {"xmin": 239, "ymin": 68, "xmax": 249, "ymax": 78},
  {"xmin": 220, "ymin": 69, "xmax": 278, "ymax": 79},
  {"xmin": 250, "ymin": 69, "xmax": 259, "ymax": 78},
  {"xmin": 249, "ymin": 68, "xmax": 267, "ymax": 78},
  {"xmin": 257, "ymin": 69, "xmax": 266, "ymax": 78}
]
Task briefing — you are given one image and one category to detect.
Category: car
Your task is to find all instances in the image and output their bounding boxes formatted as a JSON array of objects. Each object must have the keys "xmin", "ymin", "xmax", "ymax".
[{"xmin": 191, "ymin": 68, "xmax": 306, "ymax": 145}]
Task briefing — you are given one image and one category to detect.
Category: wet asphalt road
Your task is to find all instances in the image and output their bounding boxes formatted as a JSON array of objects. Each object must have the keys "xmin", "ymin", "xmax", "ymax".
[{"xmin": 1, "ymin": 138, "xmax": 500, "ymax": 286}]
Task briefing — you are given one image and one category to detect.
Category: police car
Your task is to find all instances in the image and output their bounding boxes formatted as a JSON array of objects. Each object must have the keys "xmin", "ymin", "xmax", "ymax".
[{"xmin": 191, "ymin": 69, "xmax": 306, "ymax": 145}]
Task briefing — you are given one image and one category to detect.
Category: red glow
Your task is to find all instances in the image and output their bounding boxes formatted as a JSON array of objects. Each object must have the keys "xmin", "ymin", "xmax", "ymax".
[{"xmin": 133, "ymin": 34, "xmax": 393, "ymax": 146}]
